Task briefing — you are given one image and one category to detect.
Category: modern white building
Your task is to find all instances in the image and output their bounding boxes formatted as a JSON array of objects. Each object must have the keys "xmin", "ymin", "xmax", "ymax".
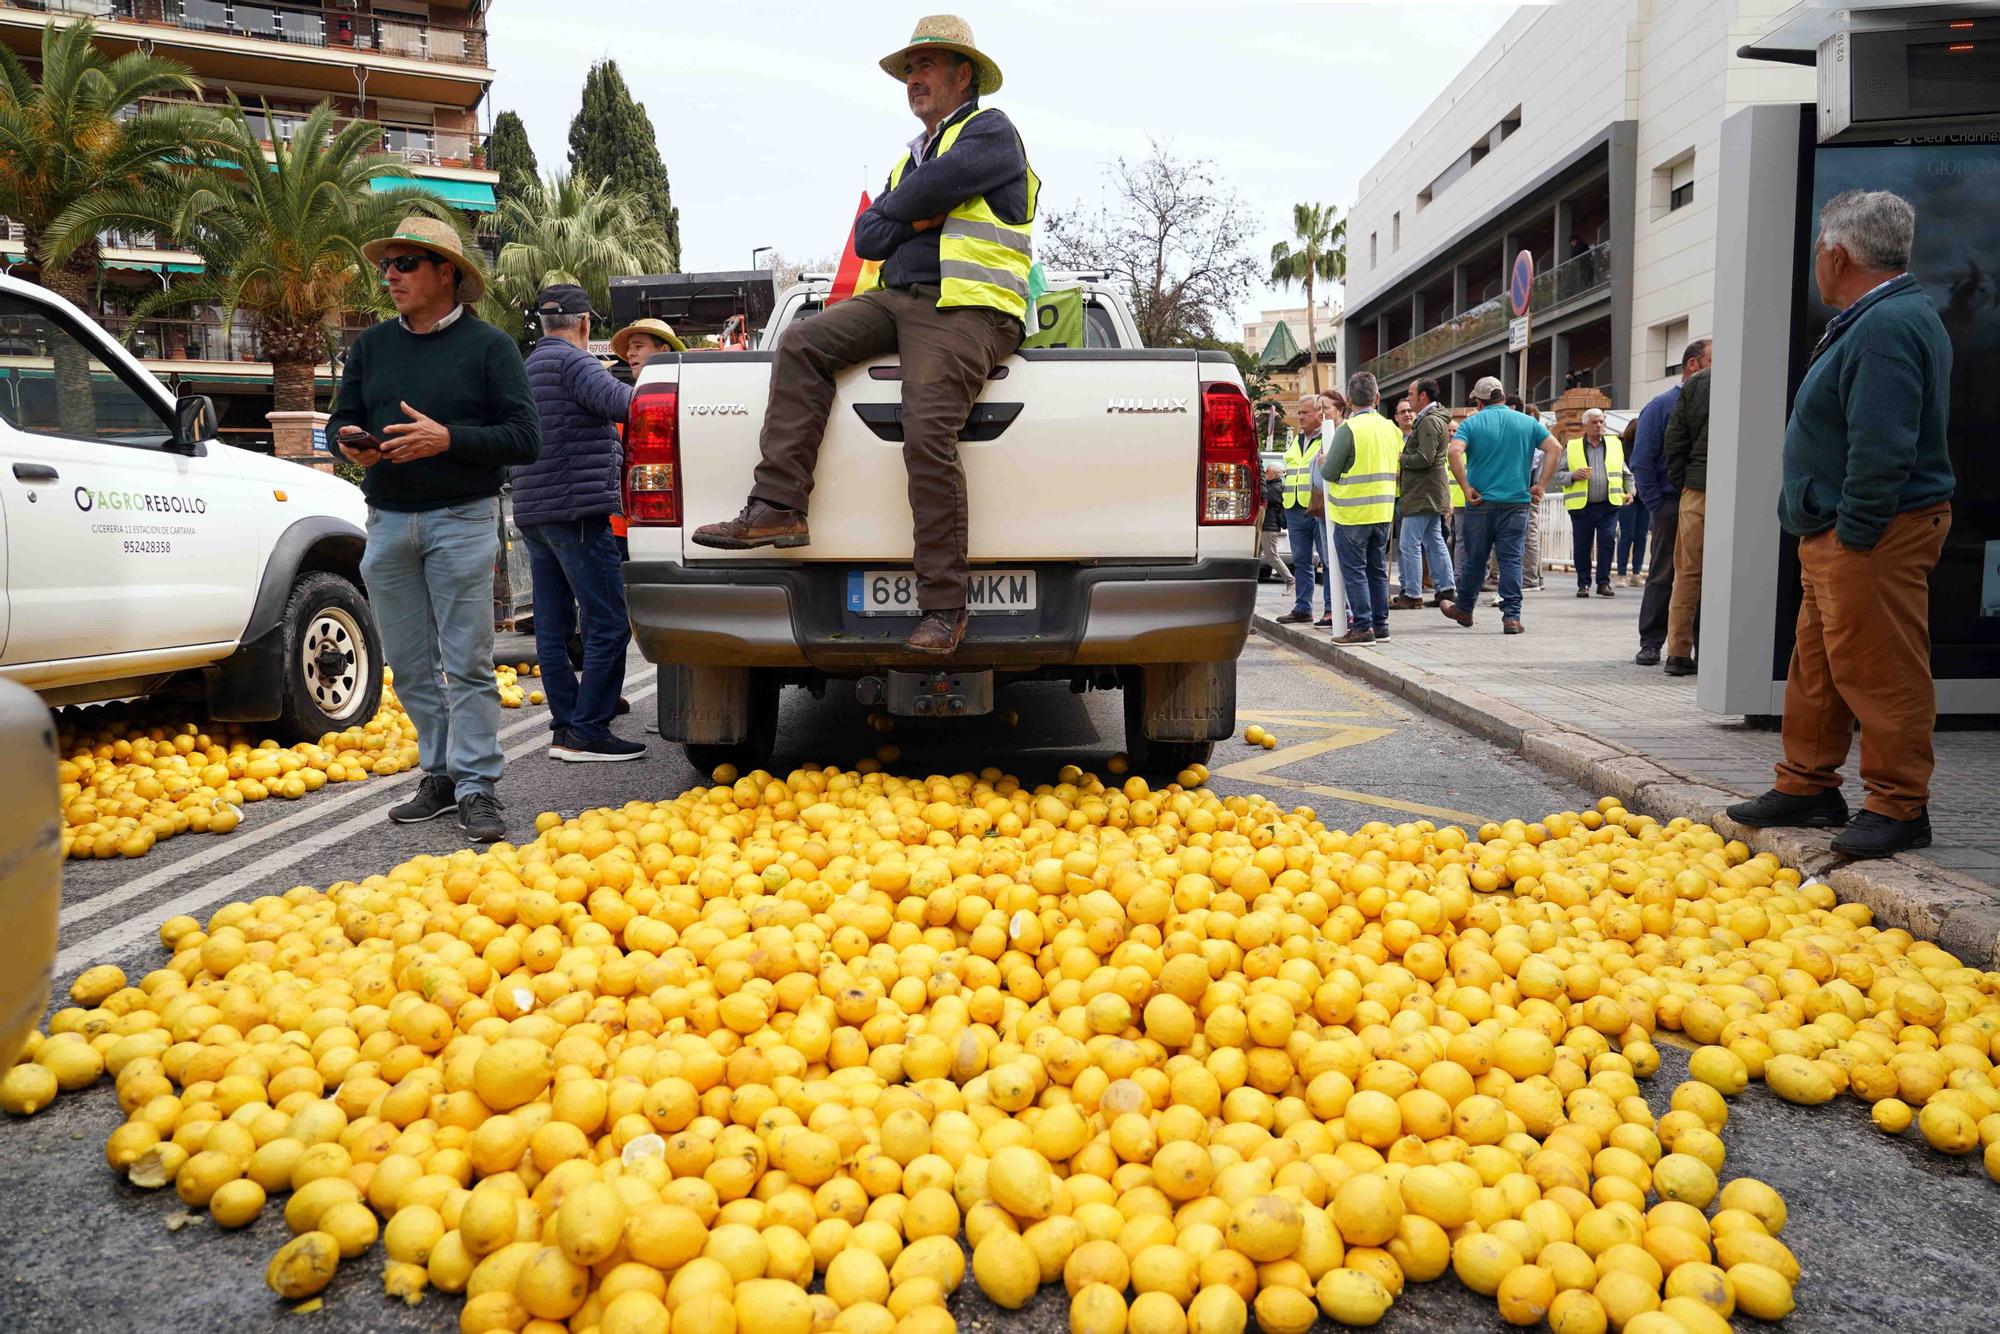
[{"xmin": 1339, "ymin": 0, "xmax": 1814, "ymax": 409}]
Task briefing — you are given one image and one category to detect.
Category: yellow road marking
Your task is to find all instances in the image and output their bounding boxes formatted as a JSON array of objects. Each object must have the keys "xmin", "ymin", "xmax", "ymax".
[{"xmin": 1215, "ymin": 725, "xmax": 1489, "ymax": 826}]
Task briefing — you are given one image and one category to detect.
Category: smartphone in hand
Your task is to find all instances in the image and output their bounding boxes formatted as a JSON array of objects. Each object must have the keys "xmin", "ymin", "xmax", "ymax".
[{"xmin": 338, "ymin": 428, "xmax": 383, "ymax": 463}]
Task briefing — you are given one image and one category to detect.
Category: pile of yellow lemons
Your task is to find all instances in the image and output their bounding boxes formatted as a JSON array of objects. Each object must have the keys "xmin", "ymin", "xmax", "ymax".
[
  {"xmin": 53, "ymin": 666, "xmax": 552, "ymax": 861},
  {"xmin": 4, "ymin": 763, "xmax": 1998, "ymax": 1334}
]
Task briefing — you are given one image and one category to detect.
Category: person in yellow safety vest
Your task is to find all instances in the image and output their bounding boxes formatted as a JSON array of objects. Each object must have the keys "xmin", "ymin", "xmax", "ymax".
[
  {"xmin": 692, "ymin": 16, "xmax": 1035, "ymax": 658},
  {"xmin": 1318, "ymin": 371, "xmax": 1401, "ymax": 644},
  {"xmin": 1275, "ymin": 394, "xmax": 1335, "ymax": 628},
  {"xmin": 1555, "ymin": 406, "xmax": 1633, "ymax": 598}
]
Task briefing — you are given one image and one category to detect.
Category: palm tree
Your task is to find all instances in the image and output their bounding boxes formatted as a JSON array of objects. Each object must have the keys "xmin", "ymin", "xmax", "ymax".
[
  {"xmin": 47, "ymin": 98, "xmax": 455, "ymax": 414},
  {"xmin": 481, "ymin": 170, "xmax": 672, "ymax": 343},
  {"xmin": 0, "ymin": 21, "xmax": 218, "ymax": 432},
  {"xmin": 1269, "ymin": 203, "xmax": 1347, "ymax": 393}
]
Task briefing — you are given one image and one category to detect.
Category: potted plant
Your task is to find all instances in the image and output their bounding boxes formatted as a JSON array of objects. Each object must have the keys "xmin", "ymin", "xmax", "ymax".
[{"xmin": 470, "ymin": 143, "xmax": 485, "ymax": 169}]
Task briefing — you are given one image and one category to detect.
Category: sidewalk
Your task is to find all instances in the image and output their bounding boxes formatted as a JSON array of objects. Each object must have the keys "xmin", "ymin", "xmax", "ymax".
[{"xmin": 1253, "ymin": 578, "xmax": 2000, "ymax": 965}]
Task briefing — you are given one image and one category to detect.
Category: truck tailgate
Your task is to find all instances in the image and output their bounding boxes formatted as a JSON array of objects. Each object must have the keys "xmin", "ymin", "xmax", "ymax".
[{"xmin": 677, "ymin": 351, "xmax": 1202, "ymax": 563}]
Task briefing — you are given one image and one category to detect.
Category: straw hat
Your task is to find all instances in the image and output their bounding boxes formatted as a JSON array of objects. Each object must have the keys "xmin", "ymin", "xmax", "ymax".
[
  {"xmin": 361, "ymin": 215, "xmax": 487, "ymax": 303},
  {"xmin": 611, "ymin": 318, "xmax": 686, "ymax": 360},
  {"xmin": 880, "ymin": 15, "xmax": 1002, "ymax": 96}
]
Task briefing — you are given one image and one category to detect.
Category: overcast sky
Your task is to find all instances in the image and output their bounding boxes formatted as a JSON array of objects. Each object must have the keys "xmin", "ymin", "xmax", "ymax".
[{"xmin": 488, "ymin": 1, "xmax": 1530, "ymax": 339}]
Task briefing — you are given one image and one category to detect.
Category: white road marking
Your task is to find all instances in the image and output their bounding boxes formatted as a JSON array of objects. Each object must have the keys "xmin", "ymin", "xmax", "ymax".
[{"xmin": 54, "ymin": 679, "xmax": 659, "ymax": 973}]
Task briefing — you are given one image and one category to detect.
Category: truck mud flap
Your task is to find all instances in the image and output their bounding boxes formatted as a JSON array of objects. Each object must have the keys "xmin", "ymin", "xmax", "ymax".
[
  {"xmin": 656, "ymin": 664, "xmax": 758, "ymax": 744},
  {"xmin": 1131, "ymin": 661, "xmax": 1236, "ymax": 743}
]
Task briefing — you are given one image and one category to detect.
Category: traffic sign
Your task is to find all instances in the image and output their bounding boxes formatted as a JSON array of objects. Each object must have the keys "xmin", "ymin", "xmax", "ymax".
[
  {"xmin": 1509, "ymin": 249, "xmax": 1535, "ymax": 317},
  {"xmin": 1508, "ymin": 317, "xmax": 1530, "ymax": 352}
]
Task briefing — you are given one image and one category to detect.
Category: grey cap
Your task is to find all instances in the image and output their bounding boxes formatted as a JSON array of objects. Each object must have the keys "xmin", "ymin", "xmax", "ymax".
[{"xmin": 1471, "ymin": 375, "xmax": 1505, "ymax": 403}]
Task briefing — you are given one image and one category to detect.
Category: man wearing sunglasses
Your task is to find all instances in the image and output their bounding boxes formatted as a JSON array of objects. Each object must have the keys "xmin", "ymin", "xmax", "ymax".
[{"xmin": 330, "ymin": 215, "xmax": 541, "ymax": 843}]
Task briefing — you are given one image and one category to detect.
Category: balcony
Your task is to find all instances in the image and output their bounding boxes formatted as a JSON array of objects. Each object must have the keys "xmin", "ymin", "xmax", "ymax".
[
  {"xmin": 101, "ymin": 311, "xmax": 365, "ymax": 364},
  {"xmin": 1363, "ymin": 242, "xmax": 1612, "ymax": 383},
  {"xmin": 5, "ymin": 0, "xmax": 488, "ymax": 66},
  {"xmin": 112, "ymin": 95, "xmax": 490, "ymax": 170}
]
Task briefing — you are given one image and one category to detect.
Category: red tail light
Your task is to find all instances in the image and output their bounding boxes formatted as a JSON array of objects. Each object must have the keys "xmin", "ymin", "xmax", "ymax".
[
  {"xmin": 1198, "ymin": 380, "xmax": 1257, "ymax": 524},
  {"xmin": 624, "ymin": 382, "xmax": 680, "ymax": 526}
]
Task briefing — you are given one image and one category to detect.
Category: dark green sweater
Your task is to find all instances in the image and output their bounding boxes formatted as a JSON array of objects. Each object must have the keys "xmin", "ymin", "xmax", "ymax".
[
  {"xmin": 1779, "ymin": 275, "xmax": 1954, "ymax": 549},
  {"xmin": 326, "ymin": 310, "xmax": 541, "ymax": 512}
]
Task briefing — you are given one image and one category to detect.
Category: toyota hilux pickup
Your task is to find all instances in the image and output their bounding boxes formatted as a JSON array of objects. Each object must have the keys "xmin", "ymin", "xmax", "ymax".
[
  {"xmin": 618, "ymin": 274, "xmax": 1261, "ymax": 774},
  {"xmin": 0, "ymin": 274, "xmax": 380, "ymax": 738}
]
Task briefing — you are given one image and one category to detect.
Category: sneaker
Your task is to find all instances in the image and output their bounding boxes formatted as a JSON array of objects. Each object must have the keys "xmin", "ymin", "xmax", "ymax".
[
  {"xmin": 1503, "ymin": 619, "xmax": 1524, "ymax": 634},
  {"xmin": 1524, "ymin": 578, "xmax": 1545, "ymax": 592},
  {"xmin": 1634, "ymin": 646, "xmax": 1661, "ymax": 667},
  {"xmin": 1438, "ymin": 600, "xmax": 1473, "ymax": 628},
  {"xmin": 1726, "ymin": 787, "xmax": 1849, "ymax": 829},
  {"xmin": 1576, "ymin": 588, "xmax": 1591, "ymax": 599},
  {"xmin": 691, "ymin": 499, "xmax": 810, "ymax": 550},
  {"xmin": 551, "ymin": 734, "xmax": 647, "ymax": 764},
  {"xmin": 389, "ymin": 773, "xmax": 458, "ymax": 824},
  {"xmin": 1662, "ymin": 656, "xmax": 1697, "ymax": 676},
  {"xmin": 1627, "ymin": 573, "xmax": 1647, "ymax": 587},
  {"xmin": 1333, "ymin": 628, "xmax": 1375, "ymax": 646},
  {"xmin": 1371, "ymin": 627, "xmax": 1391, "ymax": 642},
  {"xmin": 1275, "ymin": 611, "xmax": 1312, "ymax": 625},
  {"xmin": 1596, "ymin": 584, "xmax": 1616, "ymax": 598},
  {"xmin": 458, "ymin": 791, "xmax": 507, "ymax": 843},
  {"xmin": 1832, "ymin": 808, "xmax": 1931, "ymax": 859},
  {"xmin": 1314, "ymin": 615, "xmax": 1334, "ymax": 629}
]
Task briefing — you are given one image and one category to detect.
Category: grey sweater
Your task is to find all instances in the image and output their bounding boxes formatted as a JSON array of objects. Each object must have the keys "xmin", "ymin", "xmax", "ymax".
[{"xmin": 851, "ymin": 98, "xmax": 1031, "ymax": 294}]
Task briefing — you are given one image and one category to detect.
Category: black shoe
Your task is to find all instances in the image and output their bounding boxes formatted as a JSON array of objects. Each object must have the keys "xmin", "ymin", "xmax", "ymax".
[
  {"xmin": 1596, "ymin": 584, "xmax": 1616, "ymax": 598},
  {"xmin": 1576, "ymin": 587, "xmax": 1591, "ymax": 599},
  {"xmin": 389, "ymin": 773, "xmax": 457, "ymax": 824},
  {"xmin": 1431, "ymin": 588, "xmax": 1455, "ymax": 607},
  {"xmin": 1832, "ymin": 808, "xmax": 1931, "ymax": 859},
  {"xmin": 1314, "ymin": 615, "xmax": 1335, "ymax": 629},
  {"xmin": 1725, "ymin": 787, "xmax": 1850, "ymax": 829},
  {"xmin": 1662, "ymin": 656, "xmax": 1697, "ymax": 676},
  {"xmin": 458, "ymin": 791, "xmax": 507, "ymax": 843},
  {"xmin": 1372, "ymin": 628, "xmax": 1391, "ymax": 642},
  {"xmin": 551, "ymin": 734, "xmax": 647, "ymax": 764},
  {"xmin": 1634, "ymin": 646, "xmax": 1661, "ymax": 667},
  {"xmin": 1275, "ymin": 611, "xmax": 1311, "ymax": 625},
  {"xmin": 615, "ymin": 697, "xmax": 631, "ymax": 716}
]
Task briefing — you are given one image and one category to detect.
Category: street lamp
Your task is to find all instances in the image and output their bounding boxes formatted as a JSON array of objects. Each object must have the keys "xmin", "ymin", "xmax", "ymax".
[{"xmin": 750, "ymin": 246, "xmax": 773, "ymax": 270}]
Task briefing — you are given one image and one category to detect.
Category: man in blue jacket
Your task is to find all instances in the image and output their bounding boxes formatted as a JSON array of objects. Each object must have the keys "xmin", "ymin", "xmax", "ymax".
[
  {"xmin": 514, "ymin": 283, "xmax": 644, "ymax": 763},
  {"xmin": 1727, "ymin": 190, "xmax": 1955, "ymax": 858},
  {"xmin": 692, "ymin": 16, "xmax": 1034, "ymax": 657},
  {"xmin": 1628, "ymin": 337, "xmax": 1710, "ymax": 665}
]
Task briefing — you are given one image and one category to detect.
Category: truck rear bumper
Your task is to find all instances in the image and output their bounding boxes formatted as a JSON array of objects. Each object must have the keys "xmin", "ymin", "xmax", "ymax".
[{"xmin": 623, "ymin": 559, "xmax": 1258, "ymax": 672}]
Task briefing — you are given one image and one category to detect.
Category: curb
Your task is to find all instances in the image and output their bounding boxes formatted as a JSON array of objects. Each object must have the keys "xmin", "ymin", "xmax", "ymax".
[{"xmin": 1254, "ymin": 611, "xmax": 2000, "ymax": 967}]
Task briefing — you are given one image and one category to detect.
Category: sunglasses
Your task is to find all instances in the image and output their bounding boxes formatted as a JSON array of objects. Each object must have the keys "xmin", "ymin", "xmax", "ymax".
[{"xmin": 377, "ymin": 253, "xmax": 440, "ymax": 276}]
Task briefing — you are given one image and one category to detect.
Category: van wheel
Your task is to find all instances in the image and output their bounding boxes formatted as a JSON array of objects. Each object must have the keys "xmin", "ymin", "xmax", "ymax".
[
  {"xmin": 276, "ymin": 572, "xmax": 382, "ymax": 740},
  {"xmin": 682, "ymin": 672, "xmax": 779, "ymax": 778},
  {"xmin": 1121, "ymin": 686, "xmax": 1215, "ymax": 777}
]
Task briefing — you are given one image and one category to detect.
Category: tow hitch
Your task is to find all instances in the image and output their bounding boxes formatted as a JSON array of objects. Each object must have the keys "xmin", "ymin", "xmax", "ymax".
[{"xmin": 857, "ymin": 669, "xmax": 995, "ymax": 718}]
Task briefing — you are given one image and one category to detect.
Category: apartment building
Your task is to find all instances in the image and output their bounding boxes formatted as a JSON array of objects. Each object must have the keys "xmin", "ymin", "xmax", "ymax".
[
  {"xmin": 0, "ymin": 0, "xmax": 499, "ymax": 447},
  {"xmin": 1338, "ymin": 0, "xmax": 1813, "ymax": 411}
]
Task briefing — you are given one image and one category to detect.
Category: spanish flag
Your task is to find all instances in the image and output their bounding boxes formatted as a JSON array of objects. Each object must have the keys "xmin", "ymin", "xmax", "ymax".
[{"xmin": 827, "ymin": 192, "xmax": 880, "ymax": 305}]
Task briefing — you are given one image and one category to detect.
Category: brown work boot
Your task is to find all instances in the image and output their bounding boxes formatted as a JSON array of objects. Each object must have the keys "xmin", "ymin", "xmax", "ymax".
[
  {"xmin": 1389, "ymin": 594, "xmax": 1426, "ymax": 610},
  {"xmin": 691, "ymin": 499, "xmax": 809, "ymax": 550},
  {"xmin": 904, "ymin": 608, "xmax": 968, "ymax": 656},
  {"xmin": 1438, "ymin": 599, "xmax": 1474, "ymax": 628}
]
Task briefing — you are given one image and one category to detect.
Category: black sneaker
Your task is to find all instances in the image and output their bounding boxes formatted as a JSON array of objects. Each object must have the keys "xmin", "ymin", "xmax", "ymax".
[
  {"xmin": 389, "ymin": 773, "xmax": 457, "ymax": 824},
  {"xmin": 1372, "ymin": 627, "xmax": 1391, "ymax": 642},
  {"xmin": 1314, "ymin": 615, "xmax": 1334, "ymax": 629},
  {"xmin": 1832, "ymin": 808, "xmax": 1930, "ymax": 859},
  {"xmin": 1725, "ymin": 787, "xmax": 1849, "ymax": 829},
  {"xmin": 551, "ymin": 734, "xmax": 647, "ymax": 764},
  {"xmin": 1634, "ymin": 646, "xmax": 1661, "ymax": 667},
  {"xmin": 458, "ymin": 791, "xmax": 507, "ymax": 843},
  {"xmin": 1662, "ymin": 656, "xmax": 1697, "ymax": 676}
]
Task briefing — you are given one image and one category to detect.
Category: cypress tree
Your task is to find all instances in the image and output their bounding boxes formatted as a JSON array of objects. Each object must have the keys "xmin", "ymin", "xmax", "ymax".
[
  {"xmin": 486, "ymin": 110, "xmax": 538, "ymax": 213},
  {"xmin": 566, "ymin": 61, "xmax": 681, "ymax": 271}
]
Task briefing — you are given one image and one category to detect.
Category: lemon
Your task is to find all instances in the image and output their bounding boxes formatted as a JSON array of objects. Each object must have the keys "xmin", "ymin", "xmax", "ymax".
[
  {"xmin": 1226, "ymin": 1195, "xmax": 1303, "ymax": 1263},
  {"xmin": 519, "ymin": 1244, "xmax": 591, "ymax": 1321},
  {"xmin": 208, "ymin": 1178, "xmax": 266, "ymax": 1229},
  {"xmin": 473, "ymin": 1038, "xmax": 554, "ymax": 1112},
  {"xmin": 1871, "ymin": 1098, "xmax": 1914, "ymax": 1134},
  {"xmin": 319, "ymin": 1200, "xmax": 378, "ymax": 1257},
  {"xmin": 1715, "ymin": 1178, "xmax": 1786, "ymax": 1235},
  {"xmin": 1251, "ymin": 1284, "xmax": 1316, "ymax": 1334},
  {"xmin": 1686, "ymin": 1045, "xmax": 1748, "ymax": 1095},
  {"xmin": 987, "ymin": 1146, "xmax": 1055, "ymax": 1221},
  {"xmin": 555, "ymin": 1180, "xmax": 629, "ymax": 1265},
  {"xmin": 1071, "ymin": 1283, "xmax": 1128, "ymax": 1334},
  {"xmin": 973, "ymin": 1230, "xmax": 1040, "ymax": 1309},
  {"xmin": 1918, "ymin": 1100, "xmax": 1981, "ymax": 1155},
  {"xmin": 1727, "ymin": 1262, "xmax": 1795, "ymax": 1321},
  {"xmin": 1331, "ymin": 1174, "xmax": 1403, "ymax": 1249},
  {"xmin": 1315, "ymin": 1267, "xmax": 1393, "ymax": 1326},
  {"xmin": 265, "ymin": 1231, "xmax": 339, "ymax": 1299},
  {"xmin": 1547, "ymin": 1289, "xmax": 1608, "ymax": 1334},
  {"xmin": 0, "ymin": 1062, "xmax": 59, "ymax": 1116},
  {"xmin": 737, "ymin": 1279, "xmax": 815, "ymax": 1334},
  {"xmin": 1496, "ymin": 1264, "xmax": 1556, "ymax": 1327},
  {"xmin": 1187, "ymin": 1286, "xmax": 1246, "ymax": 1334},
  {"xmin": 1451, "ymin": 1232, "xmax": 1523, "ymax": 1297}
]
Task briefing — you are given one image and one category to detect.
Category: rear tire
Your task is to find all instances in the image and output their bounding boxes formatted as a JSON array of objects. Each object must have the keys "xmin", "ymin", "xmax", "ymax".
[
  {"xmin": 682, "ymin": 671, "xmax": 780, "ymax": 777},
  {"xmin": 1122, "ymin": 686, "xmax": 1215, "ymax": 777},
  {"xmin": 275, "ymin": 572, "xmax": 382, "ymax": 740}
]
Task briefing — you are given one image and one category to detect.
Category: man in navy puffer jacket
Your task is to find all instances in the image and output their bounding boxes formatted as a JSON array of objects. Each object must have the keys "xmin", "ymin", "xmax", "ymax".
[{"xmin": 514, "ymin": 284, "xmax": 644, "ymax": 762}]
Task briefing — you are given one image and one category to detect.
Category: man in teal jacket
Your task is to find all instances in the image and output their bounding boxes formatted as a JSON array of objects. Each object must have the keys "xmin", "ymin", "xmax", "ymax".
[{"xmin": 1727, "ymin": 190, "xmax": 1955, "ymax": 859}]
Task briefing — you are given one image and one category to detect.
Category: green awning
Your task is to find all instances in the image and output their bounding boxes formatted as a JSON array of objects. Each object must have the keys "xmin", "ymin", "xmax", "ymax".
[
  {"xmin": 101, "ymin": 258, "xmax": 206, "ymax": 274},
  {"xmin": 370, "ymin": 177, "xmax": 496, "ymax": 213}
]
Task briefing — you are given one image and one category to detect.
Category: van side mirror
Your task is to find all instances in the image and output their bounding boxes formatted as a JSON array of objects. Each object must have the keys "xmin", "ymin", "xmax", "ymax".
[{"xmin": 172, "ymin": 394, "xmax": 216, "ymax": 452}]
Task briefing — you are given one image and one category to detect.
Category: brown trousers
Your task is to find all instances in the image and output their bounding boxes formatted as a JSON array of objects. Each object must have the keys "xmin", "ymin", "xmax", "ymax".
[
  {"xmin": 1665, "ymin": 488, "xmax": 1706, "ymax": 659},
  {"xmin": 750, "ymin": 285, "xmax": 1021, "ymax": 611},
  {"xmin": 1775, "ymin": 503, "xmax": 1951, "ymax": 819}
]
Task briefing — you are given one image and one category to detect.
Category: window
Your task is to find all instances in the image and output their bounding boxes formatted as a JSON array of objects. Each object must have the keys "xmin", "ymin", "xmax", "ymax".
[
  {"xmin": 1421, "ymin": 106, "xmax": 1523, "ymax": 206},
  {"xmin": 1654, "ymin": 317, "xmax": 1690, "ymax": 380},
  {"xmin": 1392, "ymin": 212, "xmax": 1402, "ymax": 252},
  {"xmin": 1369, "ymin": 232, "xmax": 1378, "ymax": 268},
  {"xmin": 1654, "ymin": 150, "xmax": 1696, "ymax": 216},
  {"xmin": 0, "ymin": 294, "xmax": 175, "ymax": 447}
]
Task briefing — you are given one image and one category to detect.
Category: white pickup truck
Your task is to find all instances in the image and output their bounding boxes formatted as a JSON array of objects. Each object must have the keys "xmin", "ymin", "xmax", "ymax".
[
  {"xmin": 0, "ymin": 274, "xmax": 381, "ymax": 737},
  {"xmin": 619, "ymin": 276, "xmax": 1262, "ymax": 774}
]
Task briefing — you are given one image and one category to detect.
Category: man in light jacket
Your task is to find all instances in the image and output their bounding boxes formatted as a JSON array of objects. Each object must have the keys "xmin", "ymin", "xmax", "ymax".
[{"xmin": 513, "ymin": 284, "xmax": 644, "ymax": 764}]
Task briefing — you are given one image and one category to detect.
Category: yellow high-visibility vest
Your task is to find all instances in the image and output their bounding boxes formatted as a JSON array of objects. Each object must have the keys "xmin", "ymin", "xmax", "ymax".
[
  {"xmin": 1330, "ymin": 411, "xmax": 1401, "ymax": 526},
  {"xmin": 854, "ymin": 108, "xmax": 1039, "ymax": 322},
  {"xmin": 1563, "ymin": 434, "xmax": 1627, "ymax": 510},
  {"xmin": 1449, "ymin": 476, "xmax": 1465, "ymax": 508},
  {"xmin": 1281, "ymin": 435, "xmax": 1321, "ymax": 509}
]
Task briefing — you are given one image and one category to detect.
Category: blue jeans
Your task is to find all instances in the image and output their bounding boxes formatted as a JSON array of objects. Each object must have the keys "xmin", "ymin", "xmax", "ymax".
[
  {"xmin": 1333, "ymin": 522, "xmax": 1391, "ymax": 632},
  {"xmin": 1396, "ymin": 513, "xmax": 1455, "ymax": 599},
  {"xmin": 1457, "ymin": 503, "xmax": 1528, "ymax": 621},
  {"xmin": 360, "ymin": 498, "xmax": 503, "ymax": 796},
  {"xmin": 1615, "ymin": 500, "xmax": 1648, "ymax": 575},
  {"xmin": 1285, "ymin": 508, "xmax": 1330, "ymax": 617},
  {"xmin": 1570, "ymin": 500, "xmax": 1619, "ymax": 589},
  {"xmin": 520, "ymin": 514, "xmax": 631, "ymax": 743}
]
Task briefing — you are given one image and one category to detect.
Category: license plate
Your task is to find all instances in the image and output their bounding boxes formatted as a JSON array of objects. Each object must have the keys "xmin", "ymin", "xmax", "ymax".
[{"xmin": 847, "ymin": 569, "xmax": 1037, "ymax": 615}]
